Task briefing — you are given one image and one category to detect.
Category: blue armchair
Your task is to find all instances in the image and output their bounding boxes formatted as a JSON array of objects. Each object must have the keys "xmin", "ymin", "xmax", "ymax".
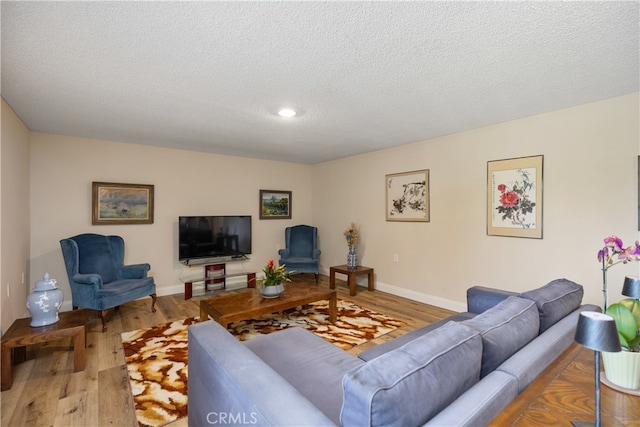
[
  {"xmin": 60, "ymin": 233, "xmax": 157, "ymax": 332},
  {"xmin": 278, "ymin": 225, "xmax": 321, "ymax": 283}
]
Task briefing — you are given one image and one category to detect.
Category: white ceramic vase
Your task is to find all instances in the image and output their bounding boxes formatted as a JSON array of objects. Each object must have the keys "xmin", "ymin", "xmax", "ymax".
[{"xmin": 26, "ymin": 273, "xmax": 64, "ymax": 327}]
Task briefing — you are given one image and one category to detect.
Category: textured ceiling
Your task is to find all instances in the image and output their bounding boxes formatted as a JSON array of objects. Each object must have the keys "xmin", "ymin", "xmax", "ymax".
[{"xmin": 1, "ymin": 1, "xmax": 638, "ymax": 164}]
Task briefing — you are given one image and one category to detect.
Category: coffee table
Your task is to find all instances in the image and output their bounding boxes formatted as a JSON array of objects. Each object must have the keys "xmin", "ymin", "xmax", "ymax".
[
  {"xmin": 200, "ymin": 283, "xmax": 337, "ymax": 328},
  {"xmin": 1, "ymin": 309, "xmax": 87, "ymax": 391}
]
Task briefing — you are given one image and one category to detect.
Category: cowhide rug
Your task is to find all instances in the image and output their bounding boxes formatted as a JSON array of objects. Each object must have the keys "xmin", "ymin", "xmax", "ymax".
[{"xmin": 121, "ymin": 299, "xmax": 405, "ymax": 427}]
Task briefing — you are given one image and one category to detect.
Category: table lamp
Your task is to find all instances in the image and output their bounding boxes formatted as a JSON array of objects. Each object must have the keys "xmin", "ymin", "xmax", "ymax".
[
  {"xmin": 622, "ymin": 276, "xmax": 640, "ymax": 299},
  {"xmin": 571, "ymin": 311, "xmax": 620, "ymax": 427}
]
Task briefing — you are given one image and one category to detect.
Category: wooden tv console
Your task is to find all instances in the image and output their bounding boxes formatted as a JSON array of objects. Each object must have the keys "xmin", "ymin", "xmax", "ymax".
[{"xmin": 183, "ymin": 263, "xmax": 256, "ymax": 300}]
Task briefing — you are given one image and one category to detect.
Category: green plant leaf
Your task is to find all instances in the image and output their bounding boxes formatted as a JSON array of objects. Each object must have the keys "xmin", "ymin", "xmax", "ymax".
[
  {"xmin": 629, "ymin": 334, "xmax": 640, "ymax": 349},
  {"xmin": 606, "ymin": 303, "xmax": 637, "ymax": 342},
  {"xmin": 619, "ymin": 298, "xmax": 640, "ymax": 328},
  {"xmin": 618, "ymin": 331, "xmax": 630, "ymax": 348}
]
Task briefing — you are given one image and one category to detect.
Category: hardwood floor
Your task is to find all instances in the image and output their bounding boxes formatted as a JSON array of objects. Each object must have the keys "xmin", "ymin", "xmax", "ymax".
[{"xmin": 0, "ymin": 274, "xmax": 455, "ymax": 426}]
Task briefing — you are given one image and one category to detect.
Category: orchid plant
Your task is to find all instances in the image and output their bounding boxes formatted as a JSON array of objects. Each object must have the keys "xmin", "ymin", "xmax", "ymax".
[{"xmin": 597, "ymin": 235, "xmax": 640, "ymax": 311}]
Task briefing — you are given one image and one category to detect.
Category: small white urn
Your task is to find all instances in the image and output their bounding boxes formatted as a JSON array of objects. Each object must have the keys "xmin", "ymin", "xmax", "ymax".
[{"xmin": 26, "ymin": 273, "xmax": 64, "ymax": 327}]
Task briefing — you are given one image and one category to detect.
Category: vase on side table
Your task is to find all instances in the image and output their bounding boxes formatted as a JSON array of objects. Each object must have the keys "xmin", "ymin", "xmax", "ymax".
[
  {"xmin": 27, "ymin": 273, "xmax": 64, "ymax": 327},
  {"xmin": 347, "ymin": 245, "xmax": 358, "ymax": 270}
]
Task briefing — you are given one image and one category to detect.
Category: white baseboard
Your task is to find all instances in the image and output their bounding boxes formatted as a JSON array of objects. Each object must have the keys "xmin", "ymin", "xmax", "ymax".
[
  {"xmin": 317, "ymin": 266, "xmax": 467, "ymax": 313},
  {"xmin": 374, "ymin": 281, "xmax": 467, "ymax": 313}
]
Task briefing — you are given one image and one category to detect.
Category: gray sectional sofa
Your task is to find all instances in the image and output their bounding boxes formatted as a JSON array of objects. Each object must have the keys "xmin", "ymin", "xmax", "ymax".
[{"xmin": 188, "ymin": 279, "xmax": 599, "ymax": 426}]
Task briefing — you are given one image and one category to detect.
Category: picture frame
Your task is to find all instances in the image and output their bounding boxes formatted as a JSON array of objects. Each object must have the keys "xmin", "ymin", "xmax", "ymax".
[
  {"xmin": 92, "ymin": 182, "xmax": 154, "ymax": 225},
  {"xmin": 385, "ymin": 169, "xmax": 430, "ymax": 222},
  {"xmin": 487, "ymin": 155, "xmax": 543, "ymax": 238},
  {"xmin": 259, "ymin": 190, "xmax": 292, "ymax": 219}
]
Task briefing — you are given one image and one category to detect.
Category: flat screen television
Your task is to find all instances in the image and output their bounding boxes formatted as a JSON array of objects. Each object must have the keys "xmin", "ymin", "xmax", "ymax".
[{"xmin": 179, "ymin": 215, "xmax": 252, "ymax": 264}]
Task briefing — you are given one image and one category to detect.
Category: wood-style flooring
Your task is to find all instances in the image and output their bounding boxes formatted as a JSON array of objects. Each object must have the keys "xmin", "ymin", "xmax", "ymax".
[{"xmin": 0, "ymin": 274, "xmax": 455, "ymax": 426}]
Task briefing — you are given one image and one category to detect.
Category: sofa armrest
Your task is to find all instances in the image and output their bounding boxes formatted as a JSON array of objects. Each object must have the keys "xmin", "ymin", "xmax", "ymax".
[
  {"xmin": 188, "ymin": 321, "xmax": 335, "ymax": 427},
  {"xmin": 466, "ymin": 286, "xmax": 519, "ymax": 314}
]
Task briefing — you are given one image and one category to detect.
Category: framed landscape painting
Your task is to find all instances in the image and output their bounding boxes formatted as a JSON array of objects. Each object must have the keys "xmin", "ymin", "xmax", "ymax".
[
  {"xmin": 385, "ymin": 169, "xmax": 430, "ymax": 222},
  {"xmin": 92, "ymin": 182, "xmax": 154, "ymax": 225},
  {"xmin": 487, "ymin": 155, "xmax": 543, "ymax": 238},
  {"xmin": 260, "ymin": 190, "xmax": 292, "ymax": 219}
]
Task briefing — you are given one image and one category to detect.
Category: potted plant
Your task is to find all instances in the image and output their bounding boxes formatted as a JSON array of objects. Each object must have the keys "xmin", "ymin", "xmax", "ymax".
[
  {"xmin": 597, "ymin": 235, "xmax": 640, "ymax": 391},
  {"xmin": 259, "ymin": 259, "xmax": 291, "ymax": 298},
  {"xmin": 602, "ymin": 298, "xmax": 640, "ymax": 390}
]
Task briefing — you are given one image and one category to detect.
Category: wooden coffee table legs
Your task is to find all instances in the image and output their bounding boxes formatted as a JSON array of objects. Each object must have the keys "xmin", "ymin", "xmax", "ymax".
[{"xmin": 328, "ymin": 292, "xmax": 337, "ymax": 323}]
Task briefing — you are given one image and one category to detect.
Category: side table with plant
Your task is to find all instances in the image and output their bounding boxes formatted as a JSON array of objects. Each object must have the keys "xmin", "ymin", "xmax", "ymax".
[{"xmin": 597, "ymin": 235, "xmax": 640, "ymax": 392}]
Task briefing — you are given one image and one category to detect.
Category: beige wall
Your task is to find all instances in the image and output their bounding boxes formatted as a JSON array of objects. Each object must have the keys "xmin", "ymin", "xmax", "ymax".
[
  {"xmin": 3, "ymin": 93, "xmax": 639, "ymax": 332},
  {"xmin": 313, "ymin": 93, "xmax": 640, "ymax": 310},
  {"xmin": 29, "ymin": 133, "xmax": 314, "ymax": 308},
  {"xmin": 1, "ymin": 98, "xmax": 31, "ymax": 334}
]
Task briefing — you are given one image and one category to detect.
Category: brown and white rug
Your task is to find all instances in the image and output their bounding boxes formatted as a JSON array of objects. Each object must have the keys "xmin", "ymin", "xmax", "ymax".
[{"xmin": 121, "ymin": 300, "xmax": 405, "ymax": 427}]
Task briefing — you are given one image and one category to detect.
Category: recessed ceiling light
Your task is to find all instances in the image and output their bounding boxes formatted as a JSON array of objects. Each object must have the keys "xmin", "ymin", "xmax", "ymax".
[{"xmin": 278, "ymin": 108, "xmax": 297, "ymax": 118}]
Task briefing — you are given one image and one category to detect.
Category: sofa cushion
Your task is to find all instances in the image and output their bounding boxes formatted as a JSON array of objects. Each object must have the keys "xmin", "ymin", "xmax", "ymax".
[
  {"xmin": 463, "ymin": 296, "xmax": 539, "ymax": 378},
  {"xmin": 341, "ymin": 321, "xmax": 482, "ymax": 427},
  {"xmin": 358, "ymin": 311, "xmax": 476, "ymax": 362},
  {"xmin": 519, "ymin": 278, "xmax": 584, "ymax": 333},
  {"xmin": 245, "ymin": 327, "xmax": 364, "ymax": 425}
]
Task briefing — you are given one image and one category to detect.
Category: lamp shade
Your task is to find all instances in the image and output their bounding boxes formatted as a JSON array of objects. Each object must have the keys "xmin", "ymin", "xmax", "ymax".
[
  {"xmin": 622, "ymin": 276, "xmax": 640, "ymax": 299},
  {"xmin": 574, "ymin": 312, "xmax": 621, "ymax": 352}
]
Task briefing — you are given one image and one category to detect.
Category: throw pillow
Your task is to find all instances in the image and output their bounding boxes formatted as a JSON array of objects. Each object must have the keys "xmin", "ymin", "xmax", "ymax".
[
  {"xmin": 519, "ymin": 278, "xmax": 584, "ymax": 333},
  {"xmin": 463, "ymin": 296, "xmax": 539, "ymax": 378}
]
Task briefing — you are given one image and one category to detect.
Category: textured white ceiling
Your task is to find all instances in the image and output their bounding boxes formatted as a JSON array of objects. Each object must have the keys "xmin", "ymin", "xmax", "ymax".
[{"xmin": 1, "ymin": 1, "xmax": 638, "ymax": 164}]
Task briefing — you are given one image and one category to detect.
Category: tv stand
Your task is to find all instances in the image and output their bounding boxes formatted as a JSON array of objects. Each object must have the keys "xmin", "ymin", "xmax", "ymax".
[{"xmin": 182, "ymin": 262, "xmax": 256, "ymax": 300}]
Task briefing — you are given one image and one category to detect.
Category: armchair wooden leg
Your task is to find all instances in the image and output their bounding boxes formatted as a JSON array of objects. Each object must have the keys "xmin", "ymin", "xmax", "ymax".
[
  {"xmin": 150, "ymin": 294, "xmax": 157, "ymax": 313},
  {"xmin": 100, "ymin": 310, "xmax": 110, "ymax": 332},
  {"xmin": 315, "ymin": 273, "xmax": 319, "ymax": 284}
]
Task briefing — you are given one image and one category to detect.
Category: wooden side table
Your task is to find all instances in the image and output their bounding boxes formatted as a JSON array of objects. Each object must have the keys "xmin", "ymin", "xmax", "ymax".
[
  {"xmin": 329, "ymin": 265, "xmax": 374, "ymax": 296},
  {"xmin": 1, "ymin": 309, "xmax": 87, "ymax": 391}
]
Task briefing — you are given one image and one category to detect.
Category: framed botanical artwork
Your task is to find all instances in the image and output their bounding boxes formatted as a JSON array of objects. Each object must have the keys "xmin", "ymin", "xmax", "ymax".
[
  {"xmin": 92, "ymin": 182, "xmax": 154, "ymax": 225},
  {"xmin": 487, "ymin": 155, "xmax": 543, "ymax": 238},
  {"xmin": 259, "ymin": 190, "xmax": 292, "ymax": 219},
  {"xmin": 385, "ymin": 169, "xmax": 430, "ymax": 222}
]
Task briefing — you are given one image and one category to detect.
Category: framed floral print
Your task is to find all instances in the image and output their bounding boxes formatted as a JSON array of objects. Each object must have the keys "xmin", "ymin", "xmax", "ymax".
[
  {"xmin": 487, "ymin": 155, "xmax": 543, "ymax": 238},
  {"xmin": 385, "ymin": 169, "xmax": 430, "ymax": 222}
]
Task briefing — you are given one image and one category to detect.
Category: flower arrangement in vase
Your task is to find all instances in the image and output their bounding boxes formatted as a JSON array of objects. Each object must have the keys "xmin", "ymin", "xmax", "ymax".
[
  {"xmin": 259, "ymin": 259, "xmax": 291, "ymax": 298},
  {"xmin": 344, "ymin": 223, "xmax": 360, "ymax": 269}
]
